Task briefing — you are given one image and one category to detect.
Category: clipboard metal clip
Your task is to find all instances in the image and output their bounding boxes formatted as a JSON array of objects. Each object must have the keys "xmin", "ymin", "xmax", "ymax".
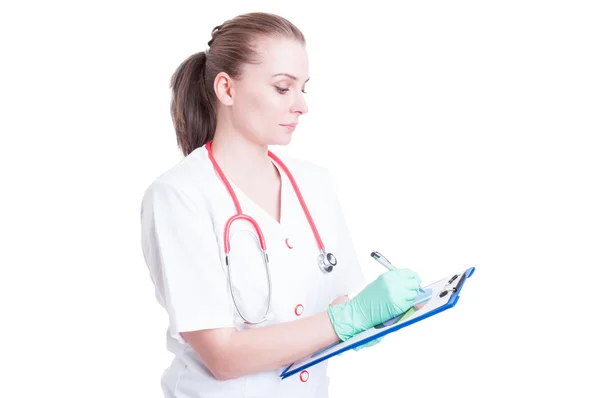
[{"xmin": 438, "ymin": 272, "xmax": 467, "ymax": 298}]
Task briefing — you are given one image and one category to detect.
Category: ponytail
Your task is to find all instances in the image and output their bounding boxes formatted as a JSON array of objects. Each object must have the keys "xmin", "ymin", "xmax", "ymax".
[{"xmin": 170, "ymin": 51, "xmax": 216, "ymax": 157}]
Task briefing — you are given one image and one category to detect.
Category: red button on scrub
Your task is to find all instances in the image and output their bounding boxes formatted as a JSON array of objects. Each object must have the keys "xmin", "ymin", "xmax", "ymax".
[
  {"xmin": 300, "ymin": 370, "xmax": 309, "ymax": 382},
  {"xmin": 294, "ymin": 304, "xmax": 304, "ymax": 316}
]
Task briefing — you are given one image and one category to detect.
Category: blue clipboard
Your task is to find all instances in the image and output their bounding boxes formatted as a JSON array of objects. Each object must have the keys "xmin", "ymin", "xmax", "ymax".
[{"xmin": 280, "ymin": 266, "xmax": 475, "ymax": 380}]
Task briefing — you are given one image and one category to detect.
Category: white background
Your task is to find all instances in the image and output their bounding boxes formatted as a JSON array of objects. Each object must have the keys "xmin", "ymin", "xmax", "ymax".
[{"xmin": 1, "ymin": 1, "xmax": 599, "ymax": 397}]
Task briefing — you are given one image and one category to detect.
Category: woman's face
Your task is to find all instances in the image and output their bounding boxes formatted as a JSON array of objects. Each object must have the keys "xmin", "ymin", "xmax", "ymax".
[{"xmin": 222, "ymin": 37, "xmax": 310, "ymax": 146}]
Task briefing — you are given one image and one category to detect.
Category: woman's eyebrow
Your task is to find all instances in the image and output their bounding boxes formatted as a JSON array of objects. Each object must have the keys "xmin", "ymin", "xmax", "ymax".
[{"xmin": 271, "ymin": 73, "xmax": 310, "ymax": 83}]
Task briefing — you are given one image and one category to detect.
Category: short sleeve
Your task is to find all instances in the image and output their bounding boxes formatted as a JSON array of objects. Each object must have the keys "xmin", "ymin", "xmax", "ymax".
[
  {"xmin": 140, "ymin": 181, "xmax": 234, "ymax": 342},
  {"xmin": 326, "ymin": 172, "xmax": 367, "ymax": 298}
]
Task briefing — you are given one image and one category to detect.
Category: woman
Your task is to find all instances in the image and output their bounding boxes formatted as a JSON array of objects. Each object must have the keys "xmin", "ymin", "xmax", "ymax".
[{"xmin": 140, "ymin": 11, "xmax": 421, "ymax": 398}]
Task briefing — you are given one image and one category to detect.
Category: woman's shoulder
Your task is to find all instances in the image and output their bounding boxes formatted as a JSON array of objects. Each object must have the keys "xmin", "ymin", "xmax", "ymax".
[{"xmin": 141, "ymin": 146, "xmax": 214, "ymax": 203}]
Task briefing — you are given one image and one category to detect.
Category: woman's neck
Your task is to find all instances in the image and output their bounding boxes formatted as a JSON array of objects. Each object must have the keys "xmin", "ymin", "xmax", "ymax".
[{"xmin": 209, "ymin": 129, "xmax": 276, "ymax": 185}]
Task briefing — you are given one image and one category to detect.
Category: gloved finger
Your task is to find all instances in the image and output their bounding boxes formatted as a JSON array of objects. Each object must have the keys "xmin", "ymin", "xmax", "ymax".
[
  {"xmin": 390, "ymin": 284, "xmax": 418, "ymax": 304},
  {"xmin": 390, "ymin": 270, "xmax": 422, "ymax": 288},
  {"xmin": 353, "ymin": 336, "xmax": 384, "ymax": 351},
  {"xmin": 404, "ymin": 288, "xmax": 418, "ymax": 301},
  {"xmin": 394, "ymin": 268, "xmax": 419, "ymax": 279},
  {"xmin": 414, "ymin": 274, "xmax": 422, "ymax": 285},
  {"xmin": 409, "ymin": 273, "xmax": 421, "ymax": 284},
  {"xmin": 402, "ymin": 277, "xmax": 422, "ymax": 290}
]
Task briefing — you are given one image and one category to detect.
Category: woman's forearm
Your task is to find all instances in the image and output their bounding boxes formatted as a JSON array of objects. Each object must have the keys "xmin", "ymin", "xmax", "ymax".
[
  {"xmin": 217, "ymin": 296, "xmax": 349, "ymax": 380},
  {"xmin": 218, "ymin": 311, "xmax": 339, "ymax": 379}
]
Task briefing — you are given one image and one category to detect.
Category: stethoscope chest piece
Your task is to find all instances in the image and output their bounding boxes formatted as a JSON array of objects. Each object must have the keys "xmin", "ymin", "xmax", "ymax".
[{"xmin": 318, "ymin": 250, "xmax": 337, "ymax": 273}]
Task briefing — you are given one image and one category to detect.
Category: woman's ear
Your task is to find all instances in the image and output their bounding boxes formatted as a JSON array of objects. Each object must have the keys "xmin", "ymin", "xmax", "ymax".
[{"xmin": 214, "ymin": 71, "xmax": 234, "ymax": 106}]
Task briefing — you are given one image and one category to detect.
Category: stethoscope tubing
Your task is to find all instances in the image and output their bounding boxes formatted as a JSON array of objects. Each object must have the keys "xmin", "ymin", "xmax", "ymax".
[
  {"xmin": 205, "ymin": 140, "xmax": 334, "ymax": 324},
  {"xmin": 206, "ymin": 140, "xmax": 325, "ymax": 254}
]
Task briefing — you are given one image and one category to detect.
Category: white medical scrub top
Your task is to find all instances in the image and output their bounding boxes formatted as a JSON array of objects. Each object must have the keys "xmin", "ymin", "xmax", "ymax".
[{"xmin": 140, "ymin": 144, "xmax": 366, "ymax": 398}]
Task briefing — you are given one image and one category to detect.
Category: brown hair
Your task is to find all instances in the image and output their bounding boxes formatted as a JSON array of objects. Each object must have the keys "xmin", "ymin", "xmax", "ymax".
[{"xmin": 169, "ymin": 12, "xmax": 306, "ymax": 156}]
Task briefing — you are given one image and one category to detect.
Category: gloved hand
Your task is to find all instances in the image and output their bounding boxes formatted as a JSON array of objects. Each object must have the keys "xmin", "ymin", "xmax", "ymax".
[
  {"xmin": 352, "ymin": 306, "xmax": 417, "ymax": 351},
  {"xmin": 327, "ymin": 269, "xmax": 421, "ymax": 342}
]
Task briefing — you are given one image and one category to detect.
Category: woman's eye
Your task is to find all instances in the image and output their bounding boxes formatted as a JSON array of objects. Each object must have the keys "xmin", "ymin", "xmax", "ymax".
[{"xmin": 275, "ymin": 86, "xmax": 307, "ymax": 94}]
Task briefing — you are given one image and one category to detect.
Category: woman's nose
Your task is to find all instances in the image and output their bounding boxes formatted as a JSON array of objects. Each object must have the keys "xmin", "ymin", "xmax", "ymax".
[{"xmin": 292, "ymin": 91, "xmax": 308, "ymax": 115}]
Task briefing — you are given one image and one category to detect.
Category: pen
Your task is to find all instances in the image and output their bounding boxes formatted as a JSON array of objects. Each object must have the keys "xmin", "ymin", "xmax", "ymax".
[
  {"xmin": 370, "ymin": 251, "xmax": 396, "ymax": 271},
  {"xmin": 371, "ymin": 250, "xmax": 425, "ymax": 293}
]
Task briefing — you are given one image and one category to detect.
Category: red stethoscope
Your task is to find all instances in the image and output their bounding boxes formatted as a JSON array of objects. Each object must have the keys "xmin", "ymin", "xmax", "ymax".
[{"xmin": 205, "ymin": 141, "xmax": 337, "ymax": 324}]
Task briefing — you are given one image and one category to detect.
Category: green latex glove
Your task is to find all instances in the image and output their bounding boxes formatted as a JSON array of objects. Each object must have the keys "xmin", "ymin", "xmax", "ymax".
[
  {"xmin": 353, "ymin": 336, "xmax": 383, "ymax": 351},
  {"xmin": 353, "ymin": 306, "xmax": 418, "ymax": 351},
  {"xmin": 327, "ymin": 269, "xmax": 421, "ymax": 342}
]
